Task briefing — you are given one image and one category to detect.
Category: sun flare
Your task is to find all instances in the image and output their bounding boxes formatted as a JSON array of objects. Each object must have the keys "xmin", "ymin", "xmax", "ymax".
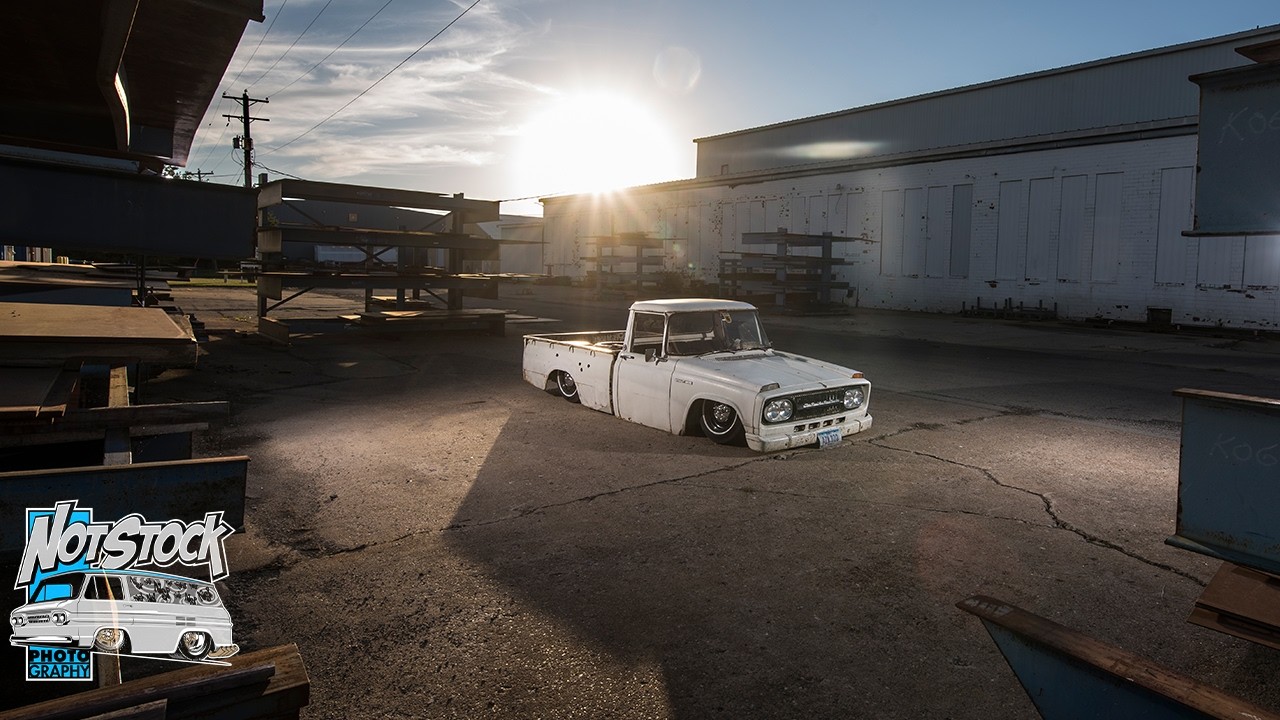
[{"xmin": 512, "ymin": 92, "xmax": 685, "ymax": 198}]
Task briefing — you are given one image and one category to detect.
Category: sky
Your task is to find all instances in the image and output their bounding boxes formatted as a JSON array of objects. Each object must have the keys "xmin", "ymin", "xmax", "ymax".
[{"xmin": 184, "ymin": 0, "xmax": 1280, "ymax": 216}]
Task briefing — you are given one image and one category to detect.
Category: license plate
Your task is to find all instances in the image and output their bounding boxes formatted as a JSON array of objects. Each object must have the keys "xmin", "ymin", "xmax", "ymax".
[{"xmin": 817, "ymin": 428, "xmax": 842, "ymax": 448}]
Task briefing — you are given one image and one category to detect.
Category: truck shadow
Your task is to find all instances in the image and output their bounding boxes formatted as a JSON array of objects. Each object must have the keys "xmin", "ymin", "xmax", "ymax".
[{"xmin": 441, "ymin": 417, "xmax": 1014, "ymax": 718}]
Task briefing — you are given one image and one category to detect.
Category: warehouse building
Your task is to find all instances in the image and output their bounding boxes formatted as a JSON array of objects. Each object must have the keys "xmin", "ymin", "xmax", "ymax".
[{"xmin": 540, "ymin": 24, "xmax": 1280, "ymax": 329}]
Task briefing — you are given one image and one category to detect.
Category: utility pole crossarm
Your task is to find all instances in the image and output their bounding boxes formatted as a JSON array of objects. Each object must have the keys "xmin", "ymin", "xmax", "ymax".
[{"xmin": 222, "ymin": 91, "xmax": 270, "ymax": 189}]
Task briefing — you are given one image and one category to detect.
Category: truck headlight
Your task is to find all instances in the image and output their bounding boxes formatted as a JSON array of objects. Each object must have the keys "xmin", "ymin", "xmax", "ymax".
[
  {"xmin": 764, "ymin": 398, "xmax": 793, "ymax": 422},
  {"xmin": 51, "ymin": 611, "xmax": 69, "ymax": 626},
  {"xmin": 843, "ymin": 387, "xmax": 865, "ymax": 409},
  {"xmin": 11, "ymin": 614, "xmax": 25, "ymax": 627}
]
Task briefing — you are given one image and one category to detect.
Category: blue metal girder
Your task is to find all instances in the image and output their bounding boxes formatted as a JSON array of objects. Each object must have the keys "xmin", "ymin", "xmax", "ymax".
[
  {"xmin": 957, "ymin": 595, "xmax": 1280, "ymax": 720},
  {"xmin": 1168, "ymin": 388, "xmax": 1280, "ymax": 576},
  {"xmin": 0, "ymin": 456, "xmax": 249, "ymax": 563}
]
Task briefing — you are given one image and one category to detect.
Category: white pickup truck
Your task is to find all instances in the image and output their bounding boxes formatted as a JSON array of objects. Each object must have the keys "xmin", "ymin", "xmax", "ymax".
[{"xmin": 522, "ymin": 298, "xmax": 872, "ymax": 452}]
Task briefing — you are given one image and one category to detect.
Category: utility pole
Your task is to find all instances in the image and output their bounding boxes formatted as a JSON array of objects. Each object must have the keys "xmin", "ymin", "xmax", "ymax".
[
  {"xmin": 181, "ymin": 168, "xmax": 214, "ymax": 182},
  {"xmin": 222, "ymin": 91, "xmax": 269, "ymax": 188}
]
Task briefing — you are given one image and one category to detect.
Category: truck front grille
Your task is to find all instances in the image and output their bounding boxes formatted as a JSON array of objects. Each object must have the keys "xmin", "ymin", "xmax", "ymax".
[{"xmin": 791, "ymin": 389, "xmax": 848, "ymax": 421}]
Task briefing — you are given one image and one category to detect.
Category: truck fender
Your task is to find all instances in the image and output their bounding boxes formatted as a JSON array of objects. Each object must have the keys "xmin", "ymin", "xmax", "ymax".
[{"xmin": 682, "ymin": 397, "xmax": 745, "ymax": 437}]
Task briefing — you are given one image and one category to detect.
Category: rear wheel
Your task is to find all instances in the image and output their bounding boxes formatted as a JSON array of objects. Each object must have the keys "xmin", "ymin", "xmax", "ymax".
[
  {"xmin": 177, "ymin": 631, "xmax": 212, "ymax": 661},
  {"xmin": 555, "ymin": 371, "xmax": 581, "ymax": 403},
  {"xmin": 700, "ymin": 401, "xmax": 744, "ymax": 445}
]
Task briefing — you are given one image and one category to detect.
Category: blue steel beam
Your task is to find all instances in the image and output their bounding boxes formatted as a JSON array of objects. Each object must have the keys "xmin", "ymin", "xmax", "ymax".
[
  {"xmin": 1168, "ymin": 388, "xmax": 1280, "ymax": 576},
  {"xmin": 957, "ymin": 595, "xmax": 1280, "ymax": 720},
  {"xmin": 0, "ymin": 456, "xmax": 249, "ymax": 563}
]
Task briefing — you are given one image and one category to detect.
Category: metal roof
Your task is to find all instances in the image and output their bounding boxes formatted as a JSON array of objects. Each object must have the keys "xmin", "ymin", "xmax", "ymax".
[
  {"xmin": 0, "ymin": 0, "xmax": 263, "ymax": 168},
  {"xmin": 693, "ymin": 24, "xmax": 1280, "ymax": 179},
  {"xmin": 631, "ymin": 299, "xmax": 758, "ymax": 313}
]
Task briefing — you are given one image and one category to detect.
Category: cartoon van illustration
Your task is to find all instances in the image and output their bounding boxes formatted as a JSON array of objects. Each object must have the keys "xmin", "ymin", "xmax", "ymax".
[{"xmin": 9, "ymin": 569, "xmax": 238, "ymax": 662}]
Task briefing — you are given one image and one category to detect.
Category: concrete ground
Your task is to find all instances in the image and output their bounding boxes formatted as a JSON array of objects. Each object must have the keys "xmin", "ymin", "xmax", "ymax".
[{"xmin": 127, "ymin": 284, "xmax": 1280, "ymax": 717}]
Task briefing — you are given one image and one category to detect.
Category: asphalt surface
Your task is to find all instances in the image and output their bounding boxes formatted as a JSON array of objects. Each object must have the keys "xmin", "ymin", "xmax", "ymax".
[{"xmin": 90, "ymin": 284, "xmax": 1280, "ymax": 717}]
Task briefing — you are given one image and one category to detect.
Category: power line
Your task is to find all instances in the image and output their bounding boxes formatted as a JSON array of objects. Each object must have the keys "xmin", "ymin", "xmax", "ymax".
[
  {"xmin": 263, "ymin": 0, "xmax": 481, "ymax": 155},
  {"xmin": 247, "ymin": 0, "xmax": 335, "ymax": 91},
  {"xmin": 256, "ymin": 162, "xmax": 308, "ymax": 181},
  {"xmin": 190, "ymin": 0, "xmax": 288, "ymax": 170},
  {"xmin": 225, "ymin": 0, "xmax": 290, "ymax": 92},
  {"xmin": 270, "ymin": 0, "xmax": 396, "ymax": 98}
]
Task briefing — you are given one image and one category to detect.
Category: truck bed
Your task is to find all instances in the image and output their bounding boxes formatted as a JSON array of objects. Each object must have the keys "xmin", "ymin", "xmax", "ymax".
[
  {"xmin": 521, "ymin": 330, "xmax": 625, "ymax": 351},
  {"xmin": 521, "ymin": 331, "xmax": 625, "ymax": 412}
]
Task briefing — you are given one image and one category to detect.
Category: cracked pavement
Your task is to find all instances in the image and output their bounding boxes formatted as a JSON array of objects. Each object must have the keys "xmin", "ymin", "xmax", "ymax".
[{"xmin": 126, "ymin": 285, "xmax": 1280, "ymax": 717}]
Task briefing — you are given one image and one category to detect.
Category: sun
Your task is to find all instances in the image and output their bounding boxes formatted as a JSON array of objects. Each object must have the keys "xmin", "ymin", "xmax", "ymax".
[{"xmin": 512, "ymin": 92, "xmax": 685, "ymax": 198}]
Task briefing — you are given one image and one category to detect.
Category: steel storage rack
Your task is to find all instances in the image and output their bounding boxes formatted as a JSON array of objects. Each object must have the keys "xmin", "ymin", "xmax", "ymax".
[
  {"xmin": 254, "ymin": 180, "xmax": 504, "ymax": 341},
  {"xmin": 718, "ymin": 229, "xmax": 852, "ymax": 310}
]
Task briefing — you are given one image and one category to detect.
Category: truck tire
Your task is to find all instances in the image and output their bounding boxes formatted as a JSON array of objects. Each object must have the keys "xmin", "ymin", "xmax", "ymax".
[
  {"xmin": 177, "ymin": 630, "xmax": 212, "ymax": 661},
  {"xmin": 555, "ymin": 371, "xmax": 581, "ymax": 403},
  {"xmin": 93, "ymin": 627, "xmax": 129, "ymax": 653},
  {"xmin": 700, "ymin": 401, "xmax": 744, "ymax": 445}
]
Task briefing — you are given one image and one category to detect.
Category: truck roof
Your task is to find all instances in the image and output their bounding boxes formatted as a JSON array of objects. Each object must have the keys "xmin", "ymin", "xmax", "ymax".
[{"xmin": 630, "ymin": 298, "xmax": 757, "ymax": 313}]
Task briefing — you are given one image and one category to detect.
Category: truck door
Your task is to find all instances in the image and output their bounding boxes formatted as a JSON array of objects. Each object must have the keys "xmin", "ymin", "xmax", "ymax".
[{"xmin": 614, "ymin": 311, "xmax": 677, "ymax": 432}]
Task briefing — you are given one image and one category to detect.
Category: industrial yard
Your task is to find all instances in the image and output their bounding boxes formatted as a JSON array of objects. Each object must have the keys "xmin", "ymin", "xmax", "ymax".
[{"xmin": 121, "ymin": 282, "xmax": 1280, "ymax": 718}]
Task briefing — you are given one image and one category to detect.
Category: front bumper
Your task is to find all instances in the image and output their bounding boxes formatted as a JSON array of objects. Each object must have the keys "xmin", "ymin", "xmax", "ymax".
[
  {"xmin": 746, "ymin": 413, "xmax": 873, "ymax": 453},
  {"xmin": 10, "ymin": 635, "xmax": 76, "ymax": 646}
]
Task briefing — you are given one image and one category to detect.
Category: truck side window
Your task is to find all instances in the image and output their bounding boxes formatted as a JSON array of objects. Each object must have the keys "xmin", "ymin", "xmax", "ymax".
[
  {"xmin": 629, "ymin": 312, "xmax": 665, "ymax": 353},
  {"xmin": 83, "ymin": 575, "xmax": 125, "ymax": 601}
]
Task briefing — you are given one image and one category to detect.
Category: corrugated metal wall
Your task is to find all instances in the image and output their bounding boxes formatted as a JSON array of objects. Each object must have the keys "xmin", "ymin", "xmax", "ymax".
[{"xmin": 540, "ymin": 26, "xmax": 1280, "ymax": 329}]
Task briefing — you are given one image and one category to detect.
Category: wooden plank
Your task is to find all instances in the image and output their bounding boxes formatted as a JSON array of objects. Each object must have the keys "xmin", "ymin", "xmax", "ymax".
[
  {"xmin": 38, "ymin": 367, "xmax": 83, "ymax": 416},
  {"xmin": 0, "ymin": 401, "xmax": 231, "ymax": 434},
  {"xmin": 0, "ymin": 368, "xmax": 62, "ymax": 419},
  {"xmin": 0, "ymin": 645, "xmax": 307, "ymax": 720},
  {"xmin": 83, "ymin": 699, "xmax": 167, "ymax": 720},
  {"xmin": 107, "ymin": 366, "xmax": 130, "ymax": 408},
  {"xmin": 355, "ymin": 309, "xmax": 506, "ymax": 321},
  {"xmin": 0, "ymin": 303, "xmax": 196, "ymax": 368},
  {"xmin": 957, "ymin": 595, "xmax": 1280, "ymax": 720},
  {"xmin": 353, "ymin": 309, "xmax": 505, "ymax": 336},
  {"xmin": 257, "ymin": 272, "xmax": 496, "ymax": 291},
  {"xmin": 256, "ymin": 316, "xmax": 291, "ymax": 344},
  {"xmin": 265, "ymin": 224, "xmax": 499, "ymax": 251},
  {"xmin": 1188, "ymin": 562, "xmax": 1280, "ymax": 651},
  {"xmin": 0, "ymin": 303, "xmax": 191, "ymax": 341}
]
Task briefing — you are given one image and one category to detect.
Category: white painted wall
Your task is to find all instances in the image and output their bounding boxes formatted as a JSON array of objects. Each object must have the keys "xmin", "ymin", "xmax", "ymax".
[{"xmin": 543, "ymin": 135, "xmax": 1280, "ymax": 330}]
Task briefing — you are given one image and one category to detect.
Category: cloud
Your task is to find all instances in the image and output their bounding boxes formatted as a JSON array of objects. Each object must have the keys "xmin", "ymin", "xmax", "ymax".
[{"xmin": 188, "ymin": 0, "xmax": 549, "ymax": 192}]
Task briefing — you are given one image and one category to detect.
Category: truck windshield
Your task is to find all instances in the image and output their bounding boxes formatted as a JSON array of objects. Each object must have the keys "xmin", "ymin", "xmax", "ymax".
[
  {"xmin": 666, "ymin": 310, "xmax": 769, "ymax": 356},
  {"xmin": 30, "ymin": 573, "xmax": 84, "ymax": 602}
]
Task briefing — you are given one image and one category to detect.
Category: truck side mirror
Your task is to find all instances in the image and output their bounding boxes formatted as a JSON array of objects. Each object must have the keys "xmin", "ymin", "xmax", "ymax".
[{"xmin": 645, "ymin": 348, "xmax": 657, "ymax": 363}]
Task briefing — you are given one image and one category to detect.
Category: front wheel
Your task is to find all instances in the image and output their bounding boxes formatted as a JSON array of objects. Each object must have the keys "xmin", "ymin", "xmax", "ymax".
[
  {"xmin": 555, "ymin": 371, "xmax": 581, "ymax": 403},
  {"xmin": 700, "ymin": 401, "xmax": 744, "ymax": 445},
  {"xmin": 93, "ymin": 627, "xmax": 128, "ymax": 653}
]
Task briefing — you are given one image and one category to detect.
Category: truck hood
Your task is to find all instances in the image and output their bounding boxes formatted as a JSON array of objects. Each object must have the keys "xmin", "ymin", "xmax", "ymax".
[
  {"xmin": 678, "ymin": 350, "xmax": 861, "ymax": 391},
  {"xmin": 12, "ymin": 599, "xmax": 71, "ymax": 614}
]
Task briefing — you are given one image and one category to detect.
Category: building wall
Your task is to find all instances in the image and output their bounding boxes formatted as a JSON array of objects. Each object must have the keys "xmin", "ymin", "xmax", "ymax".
[
  {"xmin": 497, "ymin": 221, "xmax": 545, "ymax": 275},
  {"xmin": 543, "ymin": 134, "xmax": 1280, "ymax": 329}
]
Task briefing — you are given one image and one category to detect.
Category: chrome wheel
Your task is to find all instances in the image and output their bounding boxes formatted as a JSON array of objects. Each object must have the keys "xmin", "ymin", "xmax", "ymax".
[
  {"xmin": 700, "ymin": 401, "xmax": 744, "ymax": 445},
  {"xmin": 556, "ymin": 371, "xmax": 580, "ymax": 403},
  {"xmin": 177, "ymin": 631, "xmax": 212, "ymax": 661},
  {"xmin": 93, "ymin": 627, "xmax": 127, "ymax": 653}
]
